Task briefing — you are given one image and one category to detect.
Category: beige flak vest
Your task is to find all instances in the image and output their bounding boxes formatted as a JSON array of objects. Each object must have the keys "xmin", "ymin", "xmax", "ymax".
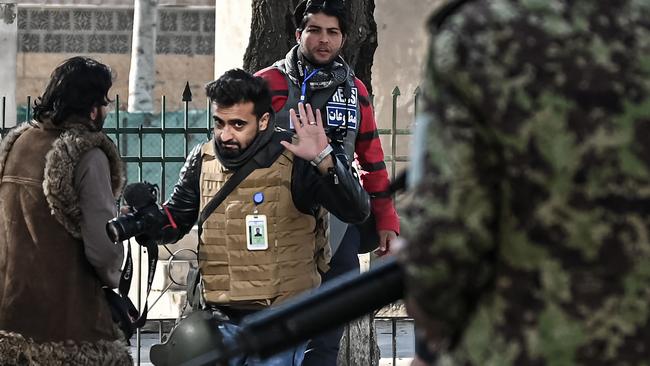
[{"xmin": 198, "ymin": 142, "xmax": 322, "ymax": 306}]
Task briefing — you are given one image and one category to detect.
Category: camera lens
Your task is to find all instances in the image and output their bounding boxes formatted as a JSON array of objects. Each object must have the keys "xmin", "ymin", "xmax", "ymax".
[
  {"xmin": 106, "ymin": 198, "xmax": 168, "ymax": 244},
  {"xmin": 106, "ymin": 213, "xmax": 146, "ymax": 242},
  {"xmin": 106, "ymin": 218, "xmax": 125, "ymax": 242}
]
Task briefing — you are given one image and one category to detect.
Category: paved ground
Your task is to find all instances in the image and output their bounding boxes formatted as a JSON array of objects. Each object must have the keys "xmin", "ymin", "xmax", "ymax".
[{"xmin": 129, "ymin": 319, "xmax": 414, "ymax": 365}]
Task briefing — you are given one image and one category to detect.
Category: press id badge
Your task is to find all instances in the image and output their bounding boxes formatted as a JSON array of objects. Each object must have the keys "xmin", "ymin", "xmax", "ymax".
[{"xmin": 246, "ymin": 214, "xmax": 268, "ymax": 251}]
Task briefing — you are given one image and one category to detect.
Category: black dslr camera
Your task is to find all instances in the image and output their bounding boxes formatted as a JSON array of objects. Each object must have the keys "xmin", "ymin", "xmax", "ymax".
[{"xmin": 106, "ymin": 182, "xmax": 168, "ymax": 243}]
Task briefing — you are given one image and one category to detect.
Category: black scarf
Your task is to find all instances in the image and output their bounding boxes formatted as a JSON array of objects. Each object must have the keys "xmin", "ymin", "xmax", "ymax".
[
  {"xmin": 214, "ymin": 111, "xmax": 277, "ymax": 171},
  {"xmin": 283, "ymin": 45, "xmax": 353, "ymax": 96}
]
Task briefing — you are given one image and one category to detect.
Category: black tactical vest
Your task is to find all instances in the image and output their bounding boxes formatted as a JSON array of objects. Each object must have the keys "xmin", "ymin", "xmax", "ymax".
[{"xmin": 272, "ymin": 60, "xmax": 361, "ymax": 164}]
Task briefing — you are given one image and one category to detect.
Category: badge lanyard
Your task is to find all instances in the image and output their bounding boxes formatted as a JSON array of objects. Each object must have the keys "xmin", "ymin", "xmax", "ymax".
[
  {"xmin": 246, "ymin": 192, "xmax": 268, "ymax": 251},
  {"xmin": 300, "ymin": 67, "xmax": 321, "ymax": 103}
]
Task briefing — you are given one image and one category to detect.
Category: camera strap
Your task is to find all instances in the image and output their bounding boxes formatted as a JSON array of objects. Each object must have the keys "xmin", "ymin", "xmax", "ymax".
[{"xmin": 107, "ymin": 239, "xmax": 158, "ymax": 342}]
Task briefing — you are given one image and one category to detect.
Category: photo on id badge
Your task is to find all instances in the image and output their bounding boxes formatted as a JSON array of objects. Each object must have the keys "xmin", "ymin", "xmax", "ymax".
[{"xmin": 246, "ymin": 214, "xmax": 268, "ymax": 250}]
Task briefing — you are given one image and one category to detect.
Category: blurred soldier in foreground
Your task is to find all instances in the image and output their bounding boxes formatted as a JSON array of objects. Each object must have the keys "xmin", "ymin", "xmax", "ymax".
[{"xmin": 401, "ymin": 0, "xmax": 650, "ymax": 364}]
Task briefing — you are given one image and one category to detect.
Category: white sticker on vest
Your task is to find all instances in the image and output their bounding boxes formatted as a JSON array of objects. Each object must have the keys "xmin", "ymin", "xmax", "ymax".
[
  {"xmin": 326, "ymin": 87, "xmax": 358, "ymax": 129},
  {"xmin": 246, "ymin": 214, "xmax": 269, "ymax": 251}
]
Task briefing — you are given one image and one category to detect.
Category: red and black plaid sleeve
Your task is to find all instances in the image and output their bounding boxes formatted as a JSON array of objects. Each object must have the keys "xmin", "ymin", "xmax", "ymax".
[
  {"xmin": 354, "ymin": 79, "xmax": 400, "ymax": 234},
  {"xmin": 255, "ymin": 67, "xmax": 288, "ymax": 113}
]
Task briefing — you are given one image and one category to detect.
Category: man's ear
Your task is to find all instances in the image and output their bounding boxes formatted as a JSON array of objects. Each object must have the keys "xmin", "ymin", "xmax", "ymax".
[
  {"xmin": 295, "ymin": 30, "xmax": 302, "ymax": 43},
  {"xmin": 259, "ymin": 112, "xmax": 270, "ymax": 131},
  {"xmin": 89, "ymin": 106, "xmax": 99, "ymax": 121},
  {"xmin": 341, "ymin": 34, "xmax": 347, "ymax": 47}
]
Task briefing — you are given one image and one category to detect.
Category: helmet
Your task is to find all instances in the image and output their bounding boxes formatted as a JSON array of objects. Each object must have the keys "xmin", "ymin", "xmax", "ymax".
[{"xmin": 150, "ymin": 310, "xmax": 226, "ymax": 366}]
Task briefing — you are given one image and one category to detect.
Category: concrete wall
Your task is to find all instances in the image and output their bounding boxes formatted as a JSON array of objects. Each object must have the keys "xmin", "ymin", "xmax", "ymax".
[
  {"xmin": 14, "ymin": 6, "xmax": 215, "ymax": 114},
  {"xmin": 213, "ymin": 0, "xmax": 251, "ymax": 79},
  {"xmin": 16, "ymin": 53, "xmax": 214, "ymax": 113},
  {"xmin": 371, "ymin": 0, "xmax": 442, "ymax": 177}
]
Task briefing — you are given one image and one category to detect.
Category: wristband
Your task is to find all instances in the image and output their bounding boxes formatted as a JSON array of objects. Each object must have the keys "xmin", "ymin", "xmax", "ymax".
[{"xmin": 310, "ymin": 144, "xmax": 333, "ymax": 167}]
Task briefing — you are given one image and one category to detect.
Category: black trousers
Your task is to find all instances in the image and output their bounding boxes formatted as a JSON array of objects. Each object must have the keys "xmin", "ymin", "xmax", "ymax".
[{"xmin": 302, "ymin": 226, "xmax": 361, "ymax": 366}]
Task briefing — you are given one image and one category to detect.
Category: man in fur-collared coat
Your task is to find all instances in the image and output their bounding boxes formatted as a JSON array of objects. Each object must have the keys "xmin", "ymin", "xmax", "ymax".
[{"xmin": 0, "ymin": 57, "xmax": 131, "ymax": 365}]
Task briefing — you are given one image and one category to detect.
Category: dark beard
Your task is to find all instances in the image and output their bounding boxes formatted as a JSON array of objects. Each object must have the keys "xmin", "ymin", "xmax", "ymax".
[
  {"xmin": 89, "ymin": 107, "xmax": 107, "ymax": 131},
  {"xmin": 216, "ymin": 139, "xmax": 243, "ymax": 159},
  {"xmin": 215, "ymin": 123, "xmax": 258, "ymax": 159},
  {"xmin": 302, "ymin": 47, "xmax": 341, "ymax": 67},
  {"xmin": 213, "ymin": 116, "xmax": 277, "ymax": 171}
]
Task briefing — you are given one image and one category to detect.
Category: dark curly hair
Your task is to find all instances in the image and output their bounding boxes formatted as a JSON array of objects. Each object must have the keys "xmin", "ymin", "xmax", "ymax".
[
  {"xmin": 205, "ymin": 69, "xmax": 271, "ymax": 119},
  {"xmin": 33, "ymin": 56, "xmax": 113, "ymax": 125},
  {"xmin": 294, "ymin": 0, "xmax": 348, "ymax": 36}
]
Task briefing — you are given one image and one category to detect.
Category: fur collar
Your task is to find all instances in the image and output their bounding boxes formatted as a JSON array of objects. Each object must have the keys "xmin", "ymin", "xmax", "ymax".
[
  {"xmin": 43, "ymin": 119, "xmax": 125, "ymax": 239},
  {"xmin": 0, "ymin": 119, "xmax": 125, "ymax": 239},
  {"xmin": 0, "ymin": 330, "xmax": 132, "ymax": 365}
]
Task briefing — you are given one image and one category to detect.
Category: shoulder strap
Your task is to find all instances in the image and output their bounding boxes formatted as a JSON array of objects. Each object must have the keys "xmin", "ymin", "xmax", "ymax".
[{"xmin": 197, "ymin": 160, "xmax": 256, "ymax": 231}]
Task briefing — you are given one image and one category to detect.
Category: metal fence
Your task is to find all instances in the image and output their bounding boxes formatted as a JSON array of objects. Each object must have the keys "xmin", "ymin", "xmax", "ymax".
[
  {"xmin": 1, "ymin": 86, "xmax": 419, "ymax": 365},
  {"xmin": 4, "ymin": 85, "xmax": 419, "ymax": 186}
]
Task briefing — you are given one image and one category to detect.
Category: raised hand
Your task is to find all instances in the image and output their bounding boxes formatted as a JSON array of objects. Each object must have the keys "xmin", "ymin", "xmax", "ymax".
[{"xmin": 280, "ymin": 103, "xmax": 329, "ymax": 162}]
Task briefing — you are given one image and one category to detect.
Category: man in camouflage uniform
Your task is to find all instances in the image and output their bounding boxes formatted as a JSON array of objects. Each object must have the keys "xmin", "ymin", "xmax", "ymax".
[{"xmin": 401, "ymin": 0, "xmax": 650, "ymax": 365}]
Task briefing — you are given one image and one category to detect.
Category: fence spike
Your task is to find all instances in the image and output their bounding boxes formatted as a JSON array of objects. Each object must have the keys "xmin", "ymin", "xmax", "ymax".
[
  {"xmin": 182, "ymin": 82, "xmax": 192, "ymax": 102},
  {"xmin": 414, "ymin": 86, "xmax": 421, "ymax": 96},
  {"xmin": 391, "ymin": 86, "xmax": 401, "ymax": 96}
]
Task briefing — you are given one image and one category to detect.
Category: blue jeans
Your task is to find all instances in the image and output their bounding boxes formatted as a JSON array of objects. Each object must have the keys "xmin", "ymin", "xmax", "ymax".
[
  {"xmin": 303, "ymin": 226, "xmax": 361, "ymax": 366},
  {"xmin": 220, "ymin": 322, "xmax": 307, "ymax": 366}
]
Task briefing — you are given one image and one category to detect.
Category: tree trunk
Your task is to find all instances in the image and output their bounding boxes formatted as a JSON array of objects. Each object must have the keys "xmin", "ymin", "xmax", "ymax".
[
  {"xmin": 243, "ymin": 0, "xmax": 378, "ymax": 94},
  {"xmin": 128, "ymin": 0, "xmax": 157, "ymax": 113},
  {"xmin": 242, "ymin": 0, "xmax": 300, "ymax": 74},
  {"xmin": 0, "ymin": 0, "xmax": 17, "ymax": 127},
  {"xmin": 341, "ymin": 0, "xmax": 378, "ymax": 94},
  {"xmin": 338, "ymin": 315, "xmax": 381, "ymax": 366}
]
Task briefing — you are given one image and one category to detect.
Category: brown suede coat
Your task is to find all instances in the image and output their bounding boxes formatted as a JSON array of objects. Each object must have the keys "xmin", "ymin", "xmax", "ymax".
[{"xmin": 0, "ymin": 121, "xmax": 131, "ymax": 364}]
